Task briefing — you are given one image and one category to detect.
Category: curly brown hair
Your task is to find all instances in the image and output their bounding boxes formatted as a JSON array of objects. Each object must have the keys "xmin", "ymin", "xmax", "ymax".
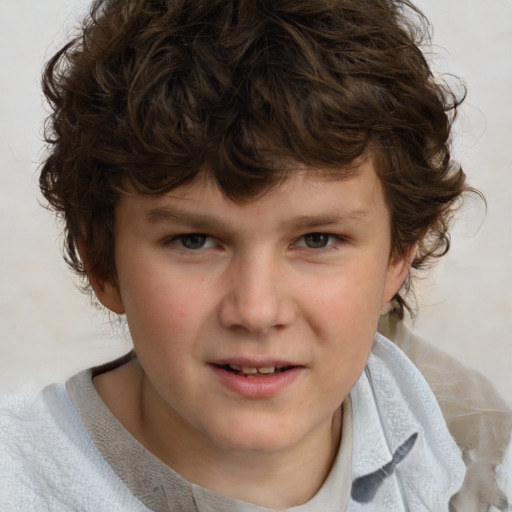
[{"xmin": 40, "ymin": 0, "xmax": 474, "ymax": 318}]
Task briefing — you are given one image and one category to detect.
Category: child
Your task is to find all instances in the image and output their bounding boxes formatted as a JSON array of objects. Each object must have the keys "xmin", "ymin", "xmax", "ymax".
[{"xmin": 1, "ymin": 0, "xmax": 511, "ymax": 510}]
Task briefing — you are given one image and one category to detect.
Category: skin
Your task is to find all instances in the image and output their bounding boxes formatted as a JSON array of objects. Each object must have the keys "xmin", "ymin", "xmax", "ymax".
[{"xmin": 89, "ymin": 158, "xmax": 412, "ymax": 508}]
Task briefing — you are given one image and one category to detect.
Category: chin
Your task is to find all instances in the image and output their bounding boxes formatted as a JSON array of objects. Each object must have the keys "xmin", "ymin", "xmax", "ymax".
[
  {"xmin": 219, "ymin": 435, "xmax": 296, "ymax": 456},
  {"xmin": 207, "ymin": 416, "xmax": 306, "ymax": 456}
]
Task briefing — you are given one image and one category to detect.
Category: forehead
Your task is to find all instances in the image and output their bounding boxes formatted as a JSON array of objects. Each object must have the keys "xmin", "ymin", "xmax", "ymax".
[{"xmin": 116, "ymin": 158, "xmax": 389, "ymax": 228}]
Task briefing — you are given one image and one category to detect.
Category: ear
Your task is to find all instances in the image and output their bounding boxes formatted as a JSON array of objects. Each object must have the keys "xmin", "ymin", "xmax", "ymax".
[
  {"xmin": 381, "ymin": 244, "xmax": 415, "ymax": 307},
  {"xmin": 78, "ymin": 237, "xmax": 125, "ymax": 315}
]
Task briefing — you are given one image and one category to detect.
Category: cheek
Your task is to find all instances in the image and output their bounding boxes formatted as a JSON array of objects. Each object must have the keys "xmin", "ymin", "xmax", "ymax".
[
  {"xmin": 306, "ymin": 265, "xmax": 386, "ymax": 378},
  {"xmin": 119, "ymin": 266, "xmax": 219, "ymax": 350},
  {"xmin": 307, "ymin": 264, "xmax": 386, "ymax": 327}
]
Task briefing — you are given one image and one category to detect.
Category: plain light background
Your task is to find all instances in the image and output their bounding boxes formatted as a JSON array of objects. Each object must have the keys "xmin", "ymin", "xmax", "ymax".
[{"xmin": 1, "ymin": 0, "xmax": 511, "ymax": 404}]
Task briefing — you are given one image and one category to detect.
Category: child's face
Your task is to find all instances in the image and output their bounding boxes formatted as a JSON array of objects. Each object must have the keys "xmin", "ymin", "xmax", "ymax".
[{"xmin": 96, "ymin": 158, "xmax": 409, "ymax": 457}]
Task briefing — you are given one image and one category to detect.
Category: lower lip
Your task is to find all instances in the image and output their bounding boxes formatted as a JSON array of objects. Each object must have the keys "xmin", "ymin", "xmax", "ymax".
[{"xmin": 209, "ymin": 365, "xmax": 304, "ymax": 398}]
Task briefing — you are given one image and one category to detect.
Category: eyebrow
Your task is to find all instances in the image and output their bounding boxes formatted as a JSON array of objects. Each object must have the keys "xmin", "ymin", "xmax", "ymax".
[
  {"xmin": 145, "ymin": 205, "xmax": 371, "ymax": 230},
  {"xmin": 283, "ymin": 211, "xmax": 371, "ymax": 229},
  {"xmin": 146, "ymin": 206, "xmax": 231, "ymax": 231}
]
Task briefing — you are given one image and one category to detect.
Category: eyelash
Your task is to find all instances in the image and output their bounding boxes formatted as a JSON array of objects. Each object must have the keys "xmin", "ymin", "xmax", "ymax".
[
  {"xmin": 165, "ymin": 232, "xmax": 346, "ymax": 252},
  {"xmin": 293, "ymin": 233, "xmax": 345, "ymax": 250},
  {"xmin": 166, "ymin": 234, "xmax": 215, "ymax": 250}
]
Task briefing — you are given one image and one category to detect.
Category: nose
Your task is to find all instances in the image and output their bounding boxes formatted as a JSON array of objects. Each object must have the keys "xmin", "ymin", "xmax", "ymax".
[{"xmin": 218, "ymin": 252, "xmax": 296, "ymax": 334}]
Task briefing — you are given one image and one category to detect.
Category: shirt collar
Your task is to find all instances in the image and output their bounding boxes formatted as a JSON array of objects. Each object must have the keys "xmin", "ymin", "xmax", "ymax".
[{"xmin": 347, "ymin": 333, "xmax": 466, "ymax": 510}]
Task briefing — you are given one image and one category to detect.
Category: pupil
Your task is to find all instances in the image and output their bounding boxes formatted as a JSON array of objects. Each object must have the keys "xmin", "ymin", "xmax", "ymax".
[
  {"xmin": 305, "ymin": 233, "xmax": 328, "ymax": 248},
  {"xmin": 182, "ymin": 234, "xmax": 206, "ymax": 249}
]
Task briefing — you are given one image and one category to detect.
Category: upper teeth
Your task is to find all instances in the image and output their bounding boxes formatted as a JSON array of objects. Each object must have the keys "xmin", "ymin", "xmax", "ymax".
[{"xmin": 229, "ymin": 364, "xmax": 276, "ymax": 374}]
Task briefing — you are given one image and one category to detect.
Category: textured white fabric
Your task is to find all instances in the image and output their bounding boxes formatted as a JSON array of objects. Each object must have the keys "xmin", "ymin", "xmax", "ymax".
[
  {"xmin": 0, "ymin": 334, "xmax": 486, "ymax": 511},
  {"xmin": 379, "ymin": 317, "xmax": 512, "ymax": 512},
  {"xmin": 0, "ymin": 382, "xmax": 152, "ymax": 511},
  {"xmin": 346, "ymin": 333, "xmax": 466, "ymax": 511}
]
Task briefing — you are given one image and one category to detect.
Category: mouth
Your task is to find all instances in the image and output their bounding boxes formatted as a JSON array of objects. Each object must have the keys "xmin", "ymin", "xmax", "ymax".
[
  {"xmin": 214, "ymin": 363, "xmax": 296, "ymax": 377},
  {"xmin": 209, "ymin": 360, "xmax": 304, "ymax": 397}
]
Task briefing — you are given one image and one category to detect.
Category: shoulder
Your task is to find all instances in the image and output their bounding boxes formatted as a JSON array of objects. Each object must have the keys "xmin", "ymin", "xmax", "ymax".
[
  {"xmin": 0, "ymin": 383, "xmax": 72, "ymax": 454},
  {"xmin": 379, "ymin": 317, "xmax": 512, "ymax": 512},
  {"xmin": 0, "ymin": 384, "xmax": 74, "ymax": 508},
  {"xmin": 0, "ymin": 382, "xmax": 150, "ymax": 511}
]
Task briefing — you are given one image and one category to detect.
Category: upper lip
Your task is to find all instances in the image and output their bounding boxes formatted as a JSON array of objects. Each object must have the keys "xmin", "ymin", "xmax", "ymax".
[{"xmin": 209, "ymin": 358, "xmax": 301, "ymax": 368}]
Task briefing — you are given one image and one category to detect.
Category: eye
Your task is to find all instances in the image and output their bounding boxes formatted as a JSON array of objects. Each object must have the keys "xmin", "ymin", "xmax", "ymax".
[
  {"xmin": 170, "ymin": 233, "xmax": 215, "ymax": 250},
  {"xmin": 295, "ymin": 233, "xmax": 342, "ymax": 249}
]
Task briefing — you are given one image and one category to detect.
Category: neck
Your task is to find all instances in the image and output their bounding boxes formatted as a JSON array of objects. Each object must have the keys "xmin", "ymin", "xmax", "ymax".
[
  {"xmin": 138, "ymin": 373, "xmax": 343, "ymax": 509},
  {"xmin": 95, "ymin": 360, "xmax": 343, "ymax": 509}
]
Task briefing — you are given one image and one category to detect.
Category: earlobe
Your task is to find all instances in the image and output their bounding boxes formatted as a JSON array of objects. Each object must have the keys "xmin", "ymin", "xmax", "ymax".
[
  {"xmin": 91, "ymin": 276, "xmax": 125, "ymax": 315},
  {"xmin": 78, "ymin": 238, "xmax": 125, "ymax": 315},
  {"xmin": 382, "ymin": 245, "xmax": 415, "ymax": 306}
]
